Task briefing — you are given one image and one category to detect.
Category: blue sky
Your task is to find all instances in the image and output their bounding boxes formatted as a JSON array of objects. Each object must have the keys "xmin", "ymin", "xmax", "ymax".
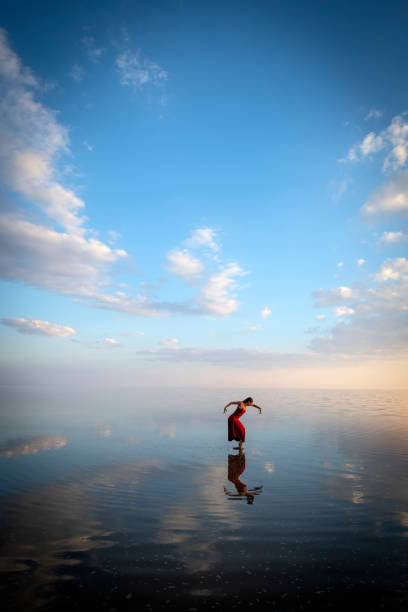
[{"xmin": 1, "ymin": 0, "xmax": 407, "ymax": 388}]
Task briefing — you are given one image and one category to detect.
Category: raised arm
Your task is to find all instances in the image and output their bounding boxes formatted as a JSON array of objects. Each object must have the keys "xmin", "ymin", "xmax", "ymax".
[
  {"xmin": 223, "ymin": 401, "xmax": 239, "ymax": 414},
  {"xmin": 252, "ymin": 404, "xmax": 262, "ymax": 414}
]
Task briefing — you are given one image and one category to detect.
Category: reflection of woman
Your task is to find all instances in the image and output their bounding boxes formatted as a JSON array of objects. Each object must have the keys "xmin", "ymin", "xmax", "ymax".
[
  {"xmin": 223, "ymin": 397, "xmax": 262, "ymax": 449},
  {"xmin": 224, "ymin": 451, "xmax": 263, "ymax": 504}
]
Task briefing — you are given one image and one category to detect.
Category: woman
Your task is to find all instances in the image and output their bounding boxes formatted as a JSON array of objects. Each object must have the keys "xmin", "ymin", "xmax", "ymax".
[{"xmin": 223, "ymin": 396, "xmax": 262, "ymax": 448}]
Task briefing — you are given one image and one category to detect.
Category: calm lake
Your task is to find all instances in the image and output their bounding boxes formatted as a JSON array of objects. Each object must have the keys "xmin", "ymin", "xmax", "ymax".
[{"xmin": 1, "ymin": 388, "xmax": 407, "ymax": 611}]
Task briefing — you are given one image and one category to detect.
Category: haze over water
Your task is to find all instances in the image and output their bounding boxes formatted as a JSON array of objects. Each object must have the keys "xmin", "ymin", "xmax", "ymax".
[{"xmin": 1, "ymin": 388, "xmax": 408, "ymax": 611}]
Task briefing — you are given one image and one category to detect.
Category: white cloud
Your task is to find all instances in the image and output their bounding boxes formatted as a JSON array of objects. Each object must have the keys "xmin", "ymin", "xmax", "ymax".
[
  {"xmin": 383, "ymin": 115, "xmax": 408, "ymax": 172},
  {"xmin": 199, "ymin": 263, "xmax": 245, "ymax": 316},
  {"xmin": 333, "ymin": 306, "xmax": 355, "ymax": 317},
  {"xmin": 0, "ymin": 215, "xmax": 127, "ymax": 295},
  {"xmin": 365, "ymin": 109, "xmax": 383, "ymax": 121},
  {"xmin": 7, "ymin": 150, "xmax": 87, "ymax": 234},
  {"xmin": 0, "ymin": 33, "xmax": 87, "ymax": 235},
  {"xmin": 185, "ymin": 227, "xmax": 219, "ymax": 251},
  {"xmin": 343, "ymin": 113, "xmax": 408, "ymax": 172},
  {"xmin": 0, "ymin": 31, "xmax": 246, "ymax": 321},
  {"xmin": 375, "ymin": 257, "xmax": 408, "ymax": 281},
  {"xmin": 0, "ymin": 31, "xmax": 157, "ymax": 315},
  {"xmin": 338, "ymin": 286, "xmax": 352, "ymax": 297},
  {"xmin": 1, "ymin": 317, "xmax": 76, "ymax": 337},
  {"xmin": 362, "ymin": 169, "xmax": 408, "ymax": 215},
  {"xmin": 330, "ymin": 178, "xmax": 351, "ymax": 201},
  {"xmin": 337, "ymin": 261, "xmax": 343, "ymax": 268},
  {"xmin": 107, "ymin": 229, "xmax": 120, "ymax": 244},
  {"xmin": 87, "ymin": 285, "xmax": 247, "ymax": 318},
  {"xmin": 313, "ymin": 286, "xmax": 357, "ymax": 306},
  {"xmin": 261, "ymin": 307, "xmax": 271, "ymax": 318},
  {"xmin": 136, "ymin": 346, "xmax": 318, "ymax": 367},
  {"xmin": 116, "ymin": 50, "xmax": 167, "ymax": 90},
  {"xmin": 310, "ymin": 257, "xmax": 408, "ymax": 357},
  {"xmin": 103, "ymin": 337, "xmax": 120, "ymax": 347},
  {"xmin": 249, "ymin": 324, "xmax": 261, "ymax": 331},
  {"xmin": 379, "ymin": 230, "xmax": 406, "ymax": 244},
  {"xmin": 385, "ymin": 144, "xmax": 408, "ymax": 172},
  {"xmin": 82, "ymin": 36, "xmax": 104, "ymax": 63},
  {"xmin": 121, "ymin": 331, "xmax": 145, "ymax": 337},
  {"xmin": 345, "ymin": 146, "xmax": 358, "ymax": 162},
  {"xmin": 69, "ymin": 64, "xmax": 84, "ymax": 82},
  {"xmin": 89, "ymin": 291, "xmax": 164, "ymax": 317},
  {"xmin": 309, "ymin": 313, "xmax": 408, "ymax": 357},
  {"xmin": 345, "ymin": 134, "xmax": 383, "ymax": 162},
  {"xmin": 159, "ymin": 338, "xmax": 179, "ymax": 347},
  {"xmin": 83, "ymin": 140, "xmax": 94, "ymax": 151},
  {"xmin": 316, "ymin": 314, "xmax": 326, "ymax": 321},
  {"xmin": 162, "ymin": 230, "xmax": 247, "ymax": 317},
  {"xmin": 0, "ymin": 29, "xmax": 37, "ymax": 86},
  {"xmin": 357, "ymin": 259, "xmax": 366, "ymax": 267},
  {"xmin": 360, "ymin": 132, "xmax": 384, "ymax": 156},
  {"xmin": 166, "ymin": 248, "xmax": 203, "ymax": 282}
]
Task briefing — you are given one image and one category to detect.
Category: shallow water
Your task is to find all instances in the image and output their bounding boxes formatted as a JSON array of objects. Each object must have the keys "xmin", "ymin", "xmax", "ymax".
[{"xmin": 1, "ymin": 388, "xmax": 408, "ymax": 611}]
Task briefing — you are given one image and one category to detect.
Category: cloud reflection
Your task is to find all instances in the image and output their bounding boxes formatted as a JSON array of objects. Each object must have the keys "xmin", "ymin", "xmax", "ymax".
[
  {"xmin": 154, "ymin": 455, "xmax": 263, "ymax": 574},
  {"xmin": 318, "ymin": 394, "xmax": 408, "ymax": 516},
  {"xmin": 0, "ymin": 435, "xmax": 67, "ymax": 458},
  {"xmin": 157, "ymin": 425, "xmax": 176, "ymax": 439},
  {"xmin": 155, "ymin": 462, "xmax": 238, "ymax": 573},
  {"xmin": 0, "ymin": 458, "xmax": 163, "ymax": 608},
  {"xmin": 99, "ymin": 425, "xmax": 112, "ymax": 437}
]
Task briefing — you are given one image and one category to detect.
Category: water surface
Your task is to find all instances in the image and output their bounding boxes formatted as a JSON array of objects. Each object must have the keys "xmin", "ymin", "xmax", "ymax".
[{"xmin": 1, "ymin": 388, "xmax": 408, "ymax": 611}]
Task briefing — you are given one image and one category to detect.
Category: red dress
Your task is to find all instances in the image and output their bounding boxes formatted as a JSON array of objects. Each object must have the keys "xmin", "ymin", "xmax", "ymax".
[{"xmin": 228, "ymin": 404, "xmax": 246, "ymax": 442}]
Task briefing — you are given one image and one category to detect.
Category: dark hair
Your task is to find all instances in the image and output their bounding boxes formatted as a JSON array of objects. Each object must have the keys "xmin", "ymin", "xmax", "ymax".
[{"xmin": 243, "ymin": 396, "xmax": 253, "ymax": 404}]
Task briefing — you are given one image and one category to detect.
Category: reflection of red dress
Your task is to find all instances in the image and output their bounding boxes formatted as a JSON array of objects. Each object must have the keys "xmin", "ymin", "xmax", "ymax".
[
  {"xmin": 228, "ymin": 404, "xmax": 246, "ymax": 442},
  {"xmin": 228, "ymin": 453, "xmax": 246, "ymax": 494}
]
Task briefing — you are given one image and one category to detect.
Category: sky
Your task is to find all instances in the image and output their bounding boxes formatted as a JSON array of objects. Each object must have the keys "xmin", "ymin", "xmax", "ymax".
[{"xmin": 0, "ymin": 0, "xmax": 407, "ymax": 389}]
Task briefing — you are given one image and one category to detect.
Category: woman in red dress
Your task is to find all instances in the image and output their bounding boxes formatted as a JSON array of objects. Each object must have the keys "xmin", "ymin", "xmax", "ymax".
[{"xmin": 223, "ymin": 396, "xmax": 262, "ymax": 448}]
